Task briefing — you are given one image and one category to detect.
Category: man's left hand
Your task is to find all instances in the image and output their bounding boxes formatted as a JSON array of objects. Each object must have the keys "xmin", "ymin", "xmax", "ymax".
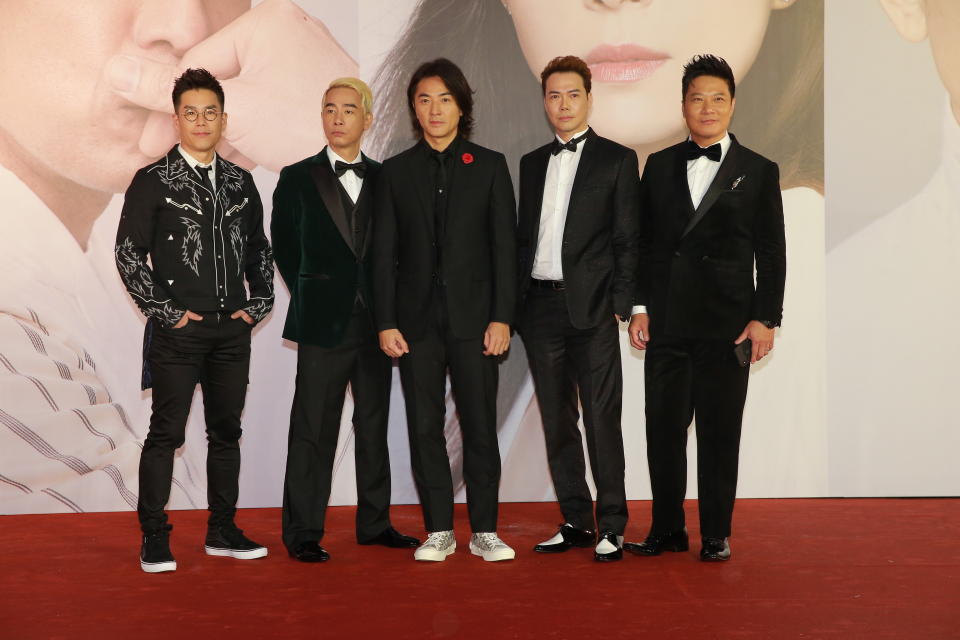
[
  {"xmin": 734, "ymin": 321, "xmax": 775, "ymax": 364},
  {"xmin": 483, "ymin": 322, "xmax": 511, "ymax": 356},
  {"xmin": 231, "ymin": 310, "xmax": 255, "ymax": 325}
]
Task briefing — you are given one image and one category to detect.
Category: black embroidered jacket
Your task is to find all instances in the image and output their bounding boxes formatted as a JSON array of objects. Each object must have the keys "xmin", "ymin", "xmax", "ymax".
[{"xmin": 115, "ymin": 146, "xmax": 274, "ymax": 327}]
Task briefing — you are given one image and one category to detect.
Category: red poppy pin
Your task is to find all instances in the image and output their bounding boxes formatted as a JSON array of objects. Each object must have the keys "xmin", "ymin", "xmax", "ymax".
[{"xmin": 461, "ymin": 152, "xmax": 474, "ymax": 165}]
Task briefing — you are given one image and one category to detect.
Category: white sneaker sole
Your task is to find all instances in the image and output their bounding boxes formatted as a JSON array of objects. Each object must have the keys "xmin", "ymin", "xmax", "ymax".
[
  {"xmin": 204, "ymin": 545, "xmax": 268, "ymax": 560},
  {"xmin": 469, "ymin": 542, "xmax": 516, "ymax": 562},
  {"xmin": 141, "ymin": 559, "xmax": 177, "ymax": 573},
  {"xmin": 414, "ymin": 541, "xmax": 456, "ymax": 562}
]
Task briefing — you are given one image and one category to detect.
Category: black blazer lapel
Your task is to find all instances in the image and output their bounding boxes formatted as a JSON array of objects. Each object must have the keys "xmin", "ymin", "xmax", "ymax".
[
  {"xmin": 681, "ymin": 138, "xmax": 741, "ymax": 238},
  {"xmin": 310, "ymin": 148, "xmax": 356, "ymax": 255},
  {"xmin": 525, "ymin": 146, "xmax": 551, "ymax": 258},
  {"xmin": 357, "ymin": 154, "xmax": 378, "ymax": 258}
]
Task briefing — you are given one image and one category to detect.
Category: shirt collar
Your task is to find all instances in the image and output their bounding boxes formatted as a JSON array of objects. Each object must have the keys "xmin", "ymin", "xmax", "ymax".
[
  {"xmin": 555, "ymin": 126, "xmax": 591, "ymax": 145},
  {"xmin": 327, "ymin": 146, "xmax": 362, "ymax": 172},
  {"xmin": 177, "ymin": 144, "xmax": 217, "ymax": 171}
]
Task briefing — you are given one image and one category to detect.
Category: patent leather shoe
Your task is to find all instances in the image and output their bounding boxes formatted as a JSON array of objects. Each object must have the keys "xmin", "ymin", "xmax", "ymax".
[
  {"xmin": 623, "ymin": 528, "xmax": 689, "ymax": 556},
  {"xmin": 593, "ymin": 531, "xmax": 623, "ymax": 562},
  {"xmin": 289, "ymin": 541, "xmax": 329, "ymax": 563},
  {"xmin": 533, "ymin": 524, "xmax": 596, "ymax": 553},
  {"xmin": 359, "ymin": 527, "xmax": 420, "ymax": 549},
  {"xmin": 699, "ymin": 537, "xmax": 731, "ymax": 561}
]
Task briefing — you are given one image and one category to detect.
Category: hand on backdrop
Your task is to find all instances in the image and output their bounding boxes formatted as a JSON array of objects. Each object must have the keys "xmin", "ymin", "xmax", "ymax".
[{"xmin": 107, "ymin": 0, "xmax": 357, "ymax": 172}]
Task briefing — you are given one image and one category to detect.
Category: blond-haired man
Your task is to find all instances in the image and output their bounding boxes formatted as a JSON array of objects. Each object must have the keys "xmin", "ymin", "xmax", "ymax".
[{"xmin": 272, "ymin": 78, "xmax": 418, "ymax": 562}]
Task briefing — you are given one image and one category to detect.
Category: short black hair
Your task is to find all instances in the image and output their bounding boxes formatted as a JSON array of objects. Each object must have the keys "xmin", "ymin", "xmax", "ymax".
[
  {"xmin": 172, "ymin": 68, "xmax": 225, "ymax": 110},
  {"xmin": 406, "ymin": 58, "xmax": 474, "ymax": 139},
  {"xmin": 682, "ymin": 54, "xmax": 735, "ymax": 99}
]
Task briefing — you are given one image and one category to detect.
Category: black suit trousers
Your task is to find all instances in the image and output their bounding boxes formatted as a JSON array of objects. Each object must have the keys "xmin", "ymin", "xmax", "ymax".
[
  {"xmin": 281, "ymin": 307, "xmax": 392, "ymax": 548},
  {"xmin": 518, "ymin": 287, "xmax": 628, "ymax": 535},
  {"xmin": 644, "ymin": 335, "xmax": 749, "ymax": 539},
  {"xmin": 398, "ymin": 293, "xmax": 501, "ymax": 533},
  {"xmin": 138, "ymin": 314, "xmax": 252, "ymax": 534}
]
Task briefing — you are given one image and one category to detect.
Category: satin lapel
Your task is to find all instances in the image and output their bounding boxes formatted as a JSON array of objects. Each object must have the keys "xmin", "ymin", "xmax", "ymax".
[
  {"xmin": 357, "ymin": 155, "xmax": 378, "ymax": 257},
  {"xmin": 527, "ymin": 146, "xmax": 550, "ymax": 255},
  {"xmin": 564, "ymin": 134, "xmax": 599, "ymax": 241},
  {"xmin": 673, "ymin": 145, "xmax": 695, "ymax": 233},
  {"xmin": 310, "ymin": 149, "xmax": 356, "ymax": 255},
  {"xmin": 681, "ymin": 140, "xmax": 741, "ymax": 239}
]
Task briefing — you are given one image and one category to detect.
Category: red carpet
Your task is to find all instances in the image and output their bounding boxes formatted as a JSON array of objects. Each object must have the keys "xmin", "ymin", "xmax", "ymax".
[{"xmin": 1, "ymin": 499, "xmax": 957, "ymax": 639}]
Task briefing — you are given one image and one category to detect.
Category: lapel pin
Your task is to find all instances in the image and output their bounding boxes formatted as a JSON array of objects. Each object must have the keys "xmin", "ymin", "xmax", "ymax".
[{"xmin": 731, "ymin": 175, "xmax": 745, "ymax": 189}]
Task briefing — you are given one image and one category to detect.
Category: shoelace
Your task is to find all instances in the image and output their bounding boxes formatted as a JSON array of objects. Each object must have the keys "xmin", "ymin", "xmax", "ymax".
[
  {"xmin": 474, "ymin": 533, "xmax": 503, "ymax": 549},
  {"xmin": 424, "ymin": 532, "xmax": 451, "ymax": 548}
]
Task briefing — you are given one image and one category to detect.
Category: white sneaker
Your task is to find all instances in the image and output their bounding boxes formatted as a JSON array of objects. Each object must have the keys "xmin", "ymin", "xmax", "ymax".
[
  {"xmin": 414, "ymin": 530, "xmax": 456, "ymax": 561},
  {"xmin": 469, "ymin": 532, "xmax": 516, "ymax": 562}
]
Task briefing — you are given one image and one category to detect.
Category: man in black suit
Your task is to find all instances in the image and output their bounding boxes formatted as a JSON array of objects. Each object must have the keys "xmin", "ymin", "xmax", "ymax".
[
  {"xmin": 624, "ymin": 55, "xmax": 786, "ymax": 562},
  {"xmin": 372, "ymin": 58, "xmax": 517, "ymax": 562},
  {"xmin": 272, "ymin": 78, "xmax": 418, "ymax": 563},
  {"xmin": 517, "ymin": 56, "xmax": 639, "ymax": 562}
]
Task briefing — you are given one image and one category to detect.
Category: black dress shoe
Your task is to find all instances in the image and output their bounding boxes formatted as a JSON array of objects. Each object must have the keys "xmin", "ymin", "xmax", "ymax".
[
  {"xmin": 358, "ymin": 527, "xmax": 420, "ymax": 549},
  {"xmin": 623, "ymin": 528, "xmax": 689, "ymax": 556},
  {"xmin": 288, "ymin": 541, "xmax": 329, "ymax": 563},
  {"xmin": 533, "ymin": 524, "xmax": 596, "ymax": 553},
  {"xmin": 593, "ymin": 531, "xmax": 623, "ymax": 562},
  {"xmin": 699, "ymin": 537, "xmax": 731, "ymax": 562}
]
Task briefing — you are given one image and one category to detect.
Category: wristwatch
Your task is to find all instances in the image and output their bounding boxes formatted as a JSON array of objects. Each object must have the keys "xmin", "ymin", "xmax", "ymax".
[{"xmin": 757, "ymin": 319, "xmax": 778, "ymax": 329}]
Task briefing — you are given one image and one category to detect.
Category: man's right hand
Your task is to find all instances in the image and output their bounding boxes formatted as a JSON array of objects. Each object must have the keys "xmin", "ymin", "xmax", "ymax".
[
  {"xmin": 379, "ymin": 329, "xmax": 410, "ymax": 358},
  {"xmin": 628, "ymin": 313, "xmax": 650, "ymax": 350},
  {"xmin": 173, "ymin": 310, "xmax": 203, "ymax": 329}
]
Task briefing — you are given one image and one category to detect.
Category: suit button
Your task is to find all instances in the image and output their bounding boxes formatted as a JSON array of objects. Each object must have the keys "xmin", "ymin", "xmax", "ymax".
[
  {"xmin": 674, "ymin": 251, "xmax": 681, "ymax": 257},
  {"xmin": 701, "ymin": 255, "xmax": 709, "ymax": 261}
]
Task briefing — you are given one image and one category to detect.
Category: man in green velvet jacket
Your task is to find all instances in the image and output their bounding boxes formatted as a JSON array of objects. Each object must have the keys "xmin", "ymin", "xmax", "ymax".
[{"xmin": 271, "ymin": 78, "xmax": 418, "ymax": 563}]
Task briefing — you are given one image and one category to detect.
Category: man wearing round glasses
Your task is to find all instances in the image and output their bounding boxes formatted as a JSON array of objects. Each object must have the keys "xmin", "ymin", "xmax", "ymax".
[{"xmin": 115, "ymin": 68, "xmax": 274, "ymax": 573}]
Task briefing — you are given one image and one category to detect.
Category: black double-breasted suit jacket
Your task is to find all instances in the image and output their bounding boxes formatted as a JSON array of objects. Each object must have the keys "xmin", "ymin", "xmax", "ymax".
[
  {"xmin": 372, "ymin": 138, "xmax": 517, "ymax": 340},
  {"xmin": 271, "ymin": 147, "xmax": 380, "ymax": 348},
  {"xmin": 636, "ymin": 134, "xmax": 786, "ymax": 341}
]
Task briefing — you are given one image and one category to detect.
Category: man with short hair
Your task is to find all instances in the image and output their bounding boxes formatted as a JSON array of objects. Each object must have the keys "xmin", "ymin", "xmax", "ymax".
[
  {"xmin": 116, "ymin": 68, "xmax": 274, "ymax": 573},
  {"xmin": 625, "ymin": 54, "xmax": 786, "ymax": 562},
  {"xmin": 271, "ymin": 77, "xmax": 419, "ymax": 563},
  {"xmin": 372, "ymin": 58, "xmax": 517, "ymax": 562},
  {"xmin": 516, "ymin": 55, "xmax": 639, "ymax": 562}
]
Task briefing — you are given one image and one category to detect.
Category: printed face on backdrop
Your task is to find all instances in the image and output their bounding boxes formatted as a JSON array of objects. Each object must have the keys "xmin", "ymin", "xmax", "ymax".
[
  {"xmin": 682, "ymin": 75, "xmax": 735, "ymax": 146},
  {"xmin": 543, "ymin": 71, "xmax": 592, "ymax": 140},
  {"xmin": 413, "ymin": 76, "xmax": 462, "ymax": 145},
  {"xmin": 504, "ymin": 0, "xmax": 790, "ymax": 150},
  {"xmin": 0, "ymin": 0, "xmax": 248, "ymax": 195},
  {"xmin": 174, "ymin": 89, "xmax": 227, "ymax": 160},
  {"xmin": 322, "ymin": 86, "xmax": 373, "ymax": 156}
]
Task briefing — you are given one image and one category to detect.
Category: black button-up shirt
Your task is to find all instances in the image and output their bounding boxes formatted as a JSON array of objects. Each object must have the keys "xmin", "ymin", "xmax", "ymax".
[{"xmin": 115, "ymin": 145, "xmax": 274, "ymax": 327}]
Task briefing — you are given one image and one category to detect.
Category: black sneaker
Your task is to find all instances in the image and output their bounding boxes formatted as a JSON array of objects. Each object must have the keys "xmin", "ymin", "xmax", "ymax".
[
  {"xmin": 204, "ymin": 524, "xmax": 268, "ymax": 560},
  {"xmin": 140, "ymin": 528, "xmax": 176, "ymax": 573}
]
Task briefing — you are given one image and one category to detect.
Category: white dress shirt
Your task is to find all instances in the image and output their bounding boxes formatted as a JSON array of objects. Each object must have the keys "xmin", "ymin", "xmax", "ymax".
[
  {"xmin": 531, "ymin": 127, "xmax": 590, "ymax": 281},
  {"xmin": 632, "ymin": 132, "xmax": 731, "ymax": 315},
  {"xmin": 327, "ymin": 147, "xmax": 363, "ymax": 203},
  {"xmin": 177, "ymin": 144, "xmax": 217, "ymax": 187}
]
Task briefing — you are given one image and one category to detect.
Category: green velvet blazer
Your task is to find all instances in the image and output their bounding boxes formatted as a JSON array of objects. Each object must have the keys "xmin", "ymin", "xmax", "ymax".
[{"xmin": 271, "ymin": 148, "xmax": 380, "ymax": 347}]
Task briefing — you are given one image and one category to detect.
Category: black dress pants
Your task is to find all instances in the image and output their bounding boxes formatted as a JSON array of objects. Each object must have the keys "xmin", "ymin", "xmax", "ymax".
[
  {"xmin": 138, "ymin": 313, "xmax": 251, "ymax": 534},
  {"xmin": 518, "ymin": 287, "xmax": 628, "ymax": 535},
  {"xmin": 281, "ymin": 308, "xmax": 392, "ymax": 549},
  {"xmin": 398, "ymin": 298, "xmax": 501, "ymax": 533},
  {"xmin": 644, "ymin": 335, "xmax": 750, "ymax": 539}
]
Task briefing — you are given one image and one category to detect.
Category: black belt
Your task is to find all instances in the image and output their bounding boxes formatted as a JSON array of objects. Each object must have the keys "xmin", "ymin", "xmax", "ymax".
[{"xmin": 529, "ymin": 278, "xmax": 565, "ymax": 291}]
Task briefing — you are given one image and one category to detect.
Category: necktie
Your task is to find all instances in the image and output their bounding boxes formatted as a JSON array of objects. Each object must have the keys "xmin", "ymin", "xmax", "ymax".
[
  {"xmin": 685, "ymin": 140, "xmax": 722, "ymax": 162},
  {"xmin": 334, "ymin": 160, "xmax": 367, "ymax": 178},
  {"xmin": 551, "ymin": 131, "xmax": 588, "ymax": 156},
  {"xmin": 196, "ymin": 164, "xmax": 215, "ymax": 192}
]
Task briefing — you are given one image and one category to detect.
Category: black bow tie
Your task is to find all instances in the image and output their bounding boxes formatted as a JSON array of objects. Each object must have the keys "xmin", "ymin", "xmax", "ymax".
[
  {"xmin": 686, "ymin": 140, "xmax": 722, "ymax": 162},
  {"xmin": 335, "ymin": 160, "xmax": 367, "ymax": 178},
  {"xmin": 551, "ymin": 132, "xmax": 588, "ymax": 156}
]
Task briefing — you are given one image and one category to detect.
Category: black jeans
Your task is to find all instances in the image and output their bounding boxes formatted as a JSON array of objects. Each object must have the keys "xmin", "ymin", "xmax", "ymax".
[
  {"xmin": 518, "ymin": 287, "xmax": 628, "ymax": 535},
  {"xmin": 138, "ymin": 313, "xmax": 251, "ymax": 534}
]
